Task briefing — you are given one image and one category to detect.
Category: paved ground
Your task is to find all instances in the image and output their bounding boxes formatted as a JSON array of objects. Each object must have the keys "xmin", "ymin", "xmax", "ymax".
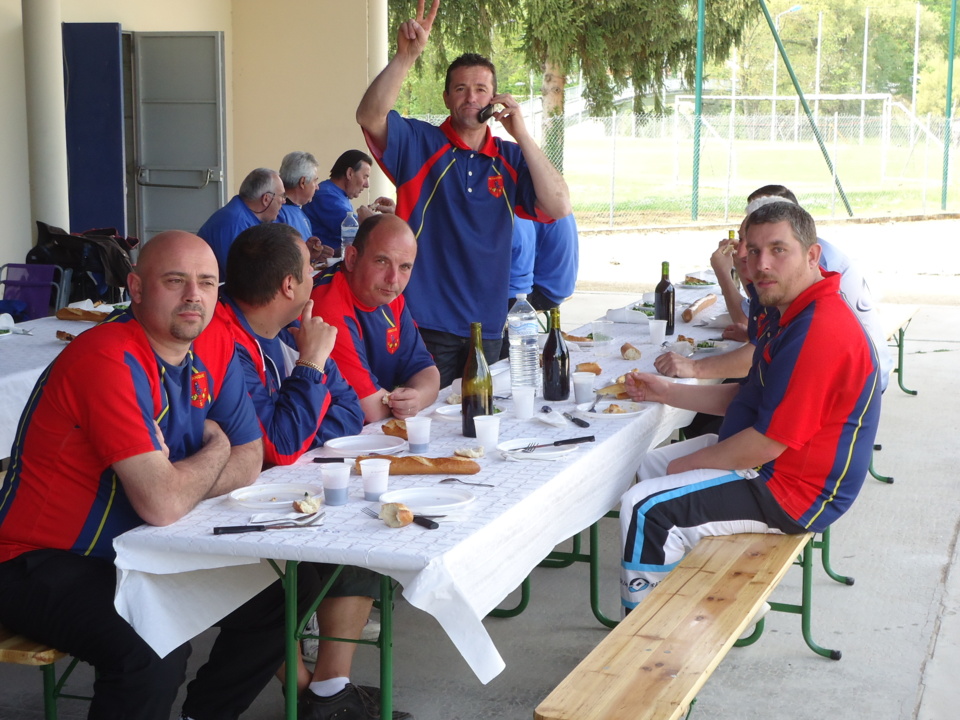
[{"xmin": 1, "ymin": 218, "xmax": 957, "ymax": 719}]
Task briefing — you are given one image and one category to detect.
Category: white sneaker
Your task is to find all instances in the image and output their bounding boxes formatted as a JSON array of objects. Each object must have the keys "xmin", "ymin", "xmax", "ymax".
[
  {"xmin": 301, "ymin": 615, "xmax": 320, "ymax": 663},
  {"xmin": 738, "ymin": 602, "xmax": 771, "ymax": 640}
]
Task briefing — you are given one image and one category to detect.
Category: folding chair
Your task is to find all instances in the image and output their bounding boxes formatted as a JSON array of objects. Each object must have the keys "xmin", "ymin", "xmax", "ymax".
[{"xmin": 0, "ymin": 264, "xmax": 67, "ymax": 321}]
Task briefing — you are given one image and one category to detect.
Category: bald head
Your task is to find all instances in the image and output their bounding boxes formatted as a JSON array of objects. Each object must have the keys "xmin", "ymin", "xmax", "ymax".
[
  {"xmin": 344, "ymin": 214, "xmax": 417, "ymax": 308},
  {"xmin": 129, "ymin": 231, "xmax": 221, "ymax": 363}
]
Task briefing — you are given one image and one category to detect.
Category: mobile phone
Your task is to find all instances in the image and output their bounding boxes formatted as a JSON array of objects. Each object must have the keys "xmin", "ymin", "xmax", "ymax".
[{"xmin": 478, "ymin": 104, "xmax": 495, "ymax": 123}]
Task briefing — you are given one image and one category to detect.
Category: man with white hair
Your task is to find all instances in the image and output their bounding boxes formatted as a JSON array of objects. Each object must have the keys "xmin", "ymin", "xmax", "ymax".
[
  {"xmin": 277, "ymin": 151, "xmax": 335, "ymax": 265},
  {"xmin": 198, "ymin": 168, "xmax": 285, "ymax": 279}
]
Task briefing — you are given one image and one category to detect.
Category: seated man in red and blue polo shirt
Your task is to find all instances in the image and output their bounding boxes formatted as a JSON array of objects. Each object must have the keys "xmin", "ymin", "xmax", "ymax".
[
  {"xmin": 311, "ymin": 214, "xmax": 439, "ymax": 423},
  {"xmin": 0, "ymin": 231, "xmax": 319, "ymax": 720},
  {"xmin": 617, "ymin": 202, "xmax": 882, "ymax": 613}
]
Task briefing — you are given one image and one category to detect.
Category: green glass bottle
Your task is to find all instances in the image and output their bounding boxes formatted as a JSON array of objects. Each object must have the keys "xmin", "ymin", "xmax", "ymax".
[
  {"xmin": 541, "ymin": 308, "xmax": 570, "ymax": 401},
  {"xmin": 654, "ymin": 261, "xmax": 675, "ymax": 335},
  {"xmin": 461, "ymin": 322, "xmax": 493, "ymax": 437}
]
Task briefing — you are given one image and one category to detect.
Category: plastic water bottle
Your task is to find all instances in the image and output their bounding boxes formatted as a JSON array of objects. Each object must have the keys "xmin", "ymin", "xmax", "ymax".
[
  {"xmin": 507, "ymin": 293, "xmax": 540, "ymax": 392},
  {"xmin": 340, "ymin": 211, "xmax": 359, "ymax": 257}
]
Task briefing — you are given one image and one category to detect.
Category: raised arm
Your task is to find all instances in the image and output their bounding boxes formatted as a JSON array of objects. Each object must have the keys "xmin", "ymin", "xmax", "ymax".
[{"xmin": 356, "ymin": 0, "xmax": 440, "ymax": 151}]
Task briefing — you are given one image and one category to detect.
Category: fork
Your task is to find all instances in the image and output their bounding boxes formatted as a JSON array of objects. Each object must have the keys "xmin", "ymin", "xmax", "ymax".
[
  {"xmin": 213, "ymin": 510, "xmax": 324, "ymax": 534},
  {"xmin": 586, "ymin": 392, "xmax": 603, "ymax": 413},
  {"xmin": 521, "ymin": 436, "xmax": 595, "ymax": 453}
]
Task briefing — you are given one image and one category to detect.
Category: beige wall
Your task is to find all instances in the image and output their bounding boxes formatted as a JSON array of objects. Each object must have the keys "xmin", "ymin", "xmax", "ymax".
[{"xmin": 0, "ymin": 0, "xmax": 385, "ymax": 269}]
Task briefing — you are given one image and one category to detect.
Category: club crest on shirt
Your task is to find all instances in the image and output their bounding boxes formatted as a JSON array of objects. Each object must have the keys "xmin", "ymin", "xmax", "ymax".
[
  {"xmin": 487, "ymin": 176, "xmax": 504, "ymax": 198},
  {"xmin": 191, "ymin": 371, "xmax": 211, "ymax": 408},
  {"xmin": 386, "ymin": 326, "xmax": 400, "ymax": 354}
]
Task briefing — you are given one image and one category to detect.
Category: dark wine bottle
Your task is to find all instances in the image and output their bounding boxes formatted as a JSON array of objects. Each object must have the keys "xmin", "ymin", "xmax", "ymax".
[
  {"xmin": 654, "ymin": 261, "xmax": 675, "ymax": 335},
  {"xmin": 461, "ymin": 322, "xmax": 493, "ymax": 437},
  {"xmin": 541, "ymin": 307, "xmax": 570, "ymax": 401}
]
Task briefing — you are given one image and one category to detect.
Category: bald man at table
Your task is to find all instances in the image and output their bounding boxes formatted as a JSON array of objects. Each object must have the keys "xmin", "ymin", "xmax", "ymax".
[{"xmin": 0, "ymin": 231, "xmax": 317, "ymax": 720}]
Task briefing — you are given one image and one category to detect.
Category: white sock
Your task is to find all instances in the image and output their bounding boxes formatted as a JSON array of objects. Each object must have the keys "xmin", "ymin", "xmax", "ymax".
[{"xmin": 310, "ymin": 677, "xmax": 349, "ymax": 697}]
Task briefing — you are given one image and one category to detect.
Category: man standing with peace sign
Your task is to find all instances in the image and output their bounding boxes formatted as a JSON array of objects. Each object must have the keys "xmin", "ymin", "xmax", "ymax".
[{"xmin": 357, "ymin": 0, "xmax": 572, "ymax": 388}]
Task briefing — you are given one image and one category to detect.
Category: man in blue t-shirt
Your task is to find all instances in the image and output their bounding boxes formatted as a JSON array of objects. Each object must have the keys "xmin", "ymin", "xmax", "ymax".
[
  {"xmin": 356, "ymin": 0, "xmax": 572, "ymax": 387},
  {"xmin": 302, "ymin": 150, "xmax": 396, "ymax": 254},
  {"xmin": 197, "ymin": 167, "xmax": 285, "ymax": 279},
  {"xmin": 276, "ymin": 150, "xmax": 335, "ymax": 265}
]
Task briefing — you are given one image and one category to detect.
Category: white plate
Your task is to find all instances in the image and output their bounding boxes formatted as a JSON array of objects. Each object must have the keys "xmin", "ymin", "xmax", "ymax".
[
  {"xmin": 230, "ymin": 483, "xmax": 321, "ymax": 510},
  {"xmin": 695, "ymin": 313, "xmax": 733, "ymax": 329},
  {"xmin": 434, "ymin": 405, "xmax": 505, "ymax": 421},
  {"xmin": 694, "ymin": 340, "xmax": 729, "ymax": 354},
  {"xmin": 575, "ymin": 400, "xmax": 646, "ymax": 418},
  {"xmin": 497, "ymin": 437, "xmax": 581, "ymax": 459},
  {"xmin": 323, "ymin": 435, "xmax": 408, "ymax": 457},
  {"xmin": 678, "ymin": 282, "xmax": 720, "ymax": 290},
  {"xmin": 378, "ymin": 487, "xmax": 476, "ymax": 515}
]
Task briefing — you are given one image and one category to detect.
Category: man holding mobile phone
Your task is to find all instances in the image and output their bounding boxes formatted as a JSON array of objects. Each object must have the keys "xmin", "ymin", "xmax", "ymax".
[{"xmin": 356, "ymin": 0, "xmax": 572, "ymax": 388}]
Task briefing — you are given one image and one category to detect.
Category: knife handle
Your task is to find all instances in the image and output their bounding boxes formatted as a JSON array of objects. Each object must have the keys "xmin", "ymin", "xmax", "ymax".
[
  {"xmin": 412, "ymin": 516, "xmax": 439, "ymax": 530},
  {"xmin": 564, "ymin": 413, "xmax": 590, "ymax": 428},
  {"xmin": 313, "ymin": 457, "xmax": 347, "ymax": 463},
  {"xmin": 213, "ymin": 525, "xmax": 268, "ymax": 534},
  {"xmin": 554, "ymin": 435, "xmax": 595, "ymax": 446}
]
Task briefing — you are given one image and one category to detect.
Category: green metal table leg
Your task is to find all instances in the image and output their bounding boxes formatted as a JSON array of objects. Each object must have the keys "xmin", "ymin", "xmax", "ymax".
[
  {"xmin": 284, "ymin": 560, "xmax": 299, "ymax": 720},
  {"xmin": 540, "ymin": 533, "xmax": 582, "ymax": 568},
  {"xmin": 379, "ymin": 575, "xmax": 394, "ymax": 720},
  {"xmin": 869, "ymin": 443, "xmax": 894, "ymax": 484},
  {"xmin": 895, "ymin": 326, "xmax": 918, "ymax": 395},
  {"xmin": 814, "ymin": 526, "xmax": 855, "ymax": 586},
  {"xmin": 488, "ymin": 576, "xmax": 531, "ymax": 618},
  {"xmin": 589, "ymin": 521, "xmax": 619, "ymax": 628}
]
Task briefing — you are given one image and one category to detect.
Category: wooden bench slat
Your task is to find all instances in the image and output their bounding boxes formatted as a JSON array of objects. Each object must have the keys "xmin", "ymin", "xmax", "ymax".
[
  {"xmin": 0, "ymin": 625, "xmax": 67, "ymax": 666},
  {"xmin": 535, "ymin": 532, "xmax": 813, "ymax": 720}
]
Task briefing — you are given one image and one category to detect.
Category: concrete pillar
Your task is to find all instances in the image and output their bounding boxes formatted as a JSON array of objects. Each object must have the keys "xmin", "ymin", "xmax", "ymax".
[
  {"xmin": 21, "ymin": 0, "xmax": 70, "ymax": 236},
  {"xmin": 367, "ymin": 0, "xmax": 390, "ymax": 200}
]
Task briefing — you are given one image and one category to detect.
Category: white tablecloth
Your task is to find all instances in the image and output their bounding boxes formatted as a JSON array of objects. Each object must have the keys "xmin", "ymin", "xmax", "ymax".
[
  {"xmin": 0, "ymin": 316, "xmax": 98, "ymax": 454},
  {"xmin": 112, "ymin": 290, "xmax": 729, "ymax": 684}
]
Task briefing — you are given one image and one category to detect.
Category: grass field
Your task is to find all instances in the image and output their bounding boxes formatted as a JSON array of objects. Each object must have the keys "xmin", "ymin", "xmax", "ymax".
[{"xmin": 555, "ymin": 121, "xmax": 959, "ymax": 228}]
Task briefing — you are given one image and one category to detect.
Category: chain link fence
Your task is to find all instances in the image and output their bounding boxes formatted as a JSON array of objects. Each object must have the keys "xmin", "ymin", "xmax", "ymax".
[{"xmin": 542, "ymin": 110, "xmax": 959, "ymax": 229}]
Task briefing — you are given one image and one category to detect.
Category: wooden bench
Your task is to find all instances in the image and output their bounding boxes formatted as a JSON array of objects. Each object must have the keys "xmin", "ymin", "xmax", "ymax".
[
  {"xmin": 0, "ymin": 623, "xmax": 86, "ymax": 719},
  {"xmin": 534, "ymin": 532, "xmax": 826, "ymax": 720}
]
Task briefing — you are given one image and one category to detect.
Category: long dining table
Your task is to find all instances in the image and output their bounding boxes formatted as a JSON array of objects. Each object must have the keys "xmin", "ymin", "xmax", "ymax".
[{"xmin": 112, "ymin": 287, "xmax": 731, "ymax": 718}]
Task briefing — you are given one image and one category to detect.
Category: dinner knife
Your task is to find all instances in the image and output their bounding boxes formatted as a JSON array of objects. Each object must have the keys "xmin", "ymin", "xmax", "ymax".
[
  {"xmin": 521, "ymin": 435, "xmax": 595, "ymax": 451},
  {"xmin": 562, "ymin": 412, "xmax": 590, "ymax": 428},
  {"xmin": 412, "ymin": 516, "xmax": 440, "ymax": 530}
]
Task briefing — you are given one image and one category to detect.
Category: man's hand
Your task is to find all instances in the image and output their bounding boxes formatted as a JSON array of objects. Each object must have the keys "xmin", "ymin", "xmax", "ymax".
[
  {"xmin": 654, "ymin": 351, "xmax": 698, "ymax": 379},
  {"xmin": 201, "ymin": 419, "xmax": 228, "ymax": 451},
  {"xmin": 307, "ymin": 237, "xmax": 334, "ymax": 264},
  {"xmin": 396, "ymin": 0, "xmax": 439, "ymax": 62},
  {"xmin": 288, "ymin": 299, "xmax": 337, "ymax": 368},
  {"xmin": 387, "ymin": 386, "xmax": 427, "ymax": 420},
  {"xmin": 489, "ymin": 93, "xmax": 530, "ymax": 141},
  {"xmin": 371, "ymin": 196, "xmax": 396, "ymax": 214},
  {"xmin": 710, "ymin": 237, "xmax": 737, "ymax": 277},
  {"xmin": 722, "ymin": 323, "xmax": 749, "ymax": 342},
  {"xmin": 153, "ymin": 420, "xmax": 170, "ymax": 458},
  {"xmin": 623, "ymin": 372, "xmax": 672, "ymax": 404}
]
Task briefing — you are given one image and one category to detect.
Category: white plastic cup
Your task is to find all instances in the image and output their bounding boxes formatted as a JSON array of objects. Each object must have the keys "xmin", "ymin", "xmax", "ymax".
[
  {"xmin": 512, "ymin": 385, "xmax": 535, "ymax": 420},
  {"xmin": 321, "ymin": 464, "xmax": 351, "ymax": 506},
  {"xmin": 649, "ymin": 319, "xmax": 668, "ymax": 347},
  {"xmin": 405, "ymin": 416, "xmax": 432, "ymax": 454},
  {"xmin": 473, "ymin": 415, "xmax": 500, "ymax": 452},
  {"xmin": 592, "ymin": 320, "xmax": 615, "ymax": 358},
  {"xmin": 360, "ymin": 458, "xmax": 391, "ymax": 501},
  {"xmin": 572, "ymin": 372, "xmax": 595, "ymax": 404}
]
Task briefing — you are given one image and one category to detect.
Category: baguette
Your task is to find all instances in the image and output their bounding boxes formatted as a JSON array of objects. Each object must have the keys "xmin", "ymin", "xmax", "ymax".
[
  {"xmin": 382, "ymin": 418, "xmax": 407, "ymax": 440},
  {"xmin": 575, "ymin": 362, "xmax": 602, "ymax": 375},
  {"xmin": 56, "ymin": 330, "xmax": 76, "ymax": 342},
  {"xmin": 379, "ymin": 502, "xmax": 414, "ymax": 528},
  {"xmin": 56, "ymin": 307, "xmax": 110, "ymax": 323},
  {"xmin": 620, "ymin": 342, "xmax": 641, "ymax": 360},
  {"xmin": 681, "ymin": 294, "xmax": 717, "ymax": 323},
  {"xmin": 353, "ymin": 455, "xmax": 481, "ymax": 475},
  {"xmin": 597, "ymin": 382, "xmax": 627, "ymax": 397}
]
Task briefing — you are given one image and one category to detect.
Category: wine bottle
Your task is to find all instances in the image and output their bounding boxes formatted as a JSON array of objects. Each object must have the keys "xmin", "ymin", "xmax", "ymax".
[
  {"xmin": 541, "ymin": 307, "xmax": 570, "ymax": 401},
  {"xmin": 654, "ymin": 261, "xmax": 675, "ymax": 335},
  {"xmin": 461, "ymin": 322, "xmax": 493, "ymax": 438}
]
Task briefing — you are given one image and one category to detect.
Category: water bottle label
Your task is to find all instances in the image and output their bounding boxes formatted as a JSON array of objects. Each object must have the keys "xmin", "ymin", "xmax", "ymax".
[{"xmin": 508, "ymin": 320, "xmax": 539, "ymax": 335}]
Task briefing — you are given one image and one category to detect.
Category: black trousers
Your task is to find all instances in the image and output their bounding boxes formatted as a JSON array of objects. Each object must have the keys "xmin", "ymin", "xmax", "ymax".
[
  {"xmin": 419, "ymin": 328, "xmax": 503, "ymax": 389},
  {"xmin": 0, "ymin": 549, "xmax": 320, "ymax": 720}
]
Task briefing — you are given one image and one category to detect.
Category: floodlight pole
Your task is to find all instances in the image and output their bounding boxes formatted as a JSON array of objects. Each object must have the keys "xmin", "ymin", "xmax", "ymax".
[
  {"xmin": 944, "ymin": 0, "xmax": 957, "ymax": 210},
  {"xmin": 691, "ymin": 0, "xmax": 705, "ymax": 219},
  {"xmin": 759, "ymin": 0, "xmax": 853, "ymax": 215}
]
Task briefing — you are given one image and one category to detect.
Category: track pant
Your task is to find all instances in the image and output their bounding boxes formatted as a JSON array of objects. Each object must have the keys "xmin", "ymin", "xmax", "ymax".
[{"xmin": 619, "ymin": 435, "xmax": 805, "ymax": 611}]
